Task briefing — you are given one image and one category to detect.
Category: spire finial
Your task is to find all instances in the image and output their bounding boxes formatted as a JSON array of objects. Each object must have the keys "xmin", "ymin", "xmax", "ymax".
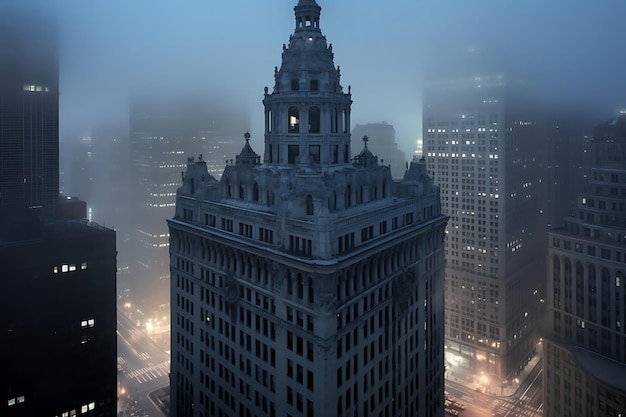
[
  {"xmin": 244, "ymin": 131, "xmax": 251, "ymax": 142},
  {"xmin": 363, "ymin": 135, "xmax": 369, "ymax": 148}
]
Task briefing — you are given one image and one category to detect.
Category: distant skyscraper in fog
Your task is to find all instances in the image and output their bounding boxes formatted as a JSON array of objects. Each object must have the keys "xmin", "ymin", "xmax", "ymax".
[
  {"xmin": 0, "ymin": 15, "xmax": 58, "ymax": 214},
  {"xmin": 129, "ymin": 97, "xmax": 247, "ymax": 309},
  {"xmin": 352, "ymin": 123, "xmax": 407, "ymax": 179},
  {"xmin": 168, "ymin": 1, "xmax": 447, "ymax": 416},
  {"xmin": 544, "ymin": 112, "xmax": 626, "ymax": 417},
  {"xmin": 423, "ymin": 73, "xmax": 545, "ymax": 383},
  {"xmin": 0, "ymin": 12, "xmax": 117, "ymax": 416}
]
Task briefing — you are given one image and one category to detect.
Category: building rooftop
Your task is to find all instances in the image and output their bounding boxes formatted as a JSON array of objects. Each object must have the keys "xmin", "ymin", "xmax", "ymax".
[{"xmin": 573, "ymin": 346, "xmax": 626, "ymax": 392}]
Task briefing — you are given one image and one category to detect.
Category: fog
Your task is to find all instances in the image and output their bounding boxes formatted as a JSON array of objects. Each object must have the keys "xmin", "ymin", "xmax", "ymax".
[
  {"xmin": 4, "ymin": 0, "xmax": 625, "ymax": 315},
  {"xmin": 5, "ymin": 0, "xmax": 626, "ymax": 154}
]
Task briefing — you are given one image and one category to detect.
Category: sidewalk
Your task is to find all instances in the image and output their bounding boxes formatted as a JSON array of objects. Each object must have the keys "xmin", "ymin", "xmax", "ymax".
[{"xmin": 445, "ymin": 349, "xmax": 542, "ymax": 397}]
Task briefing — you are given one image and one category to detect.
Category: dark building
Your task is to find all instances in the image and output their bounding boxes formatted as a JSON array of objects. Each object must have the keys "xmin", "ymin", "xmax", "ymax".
[
  {"xmin": 0, "ymin": 14, "xmax": 59, "ymax": 214},
  {"xmin": 1, "ymin": 217, "xmax": 118, "ymax": 416},
  {"xmin": 0, "ymin": 9, "xmax": 118, "ymax": 416},
  {"xmin": 544, "ymin": 112, "xmax": 626, "ymax": 417}
]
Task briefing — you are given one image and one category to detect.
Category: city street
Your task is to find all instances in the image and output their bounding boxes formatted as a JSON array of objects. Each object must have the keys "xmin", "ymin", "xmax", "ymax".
[
  {"xmin": 117, "ymin": 309, "xmax": 170, "ymax": 417},
  {"xmin": 445, "ymin": 360, "xmax": 543, "ymax": 417}
]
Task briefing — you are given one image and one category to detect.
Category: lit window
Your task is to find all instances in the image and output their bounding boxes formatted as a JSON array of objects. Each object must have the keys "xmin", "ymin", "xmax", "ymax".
[
  {"xmin": 69, "ymin": 264, "xmax": 77, "ymax": 272},
  {"xmin": 81, "ymin": 404, "xmax": 88, "ymax": 413},
  {"xmin": 81, "ymin": 320, "xmax": 88, "ymax": 328},
  {"xmin": 8, "ymin": 398, "xmax": 15, "ymax": 406},
  {"xmin": 617, "ymin": 276, "xmax": 621, "ymax": 287},
  {"xmin": 53, "ymin": 266, "xmax": 58, "ymax": 274},
  {"xmin": 17, "ymin": 396, "xmax": 24, "ymax": 404},
  {"xmin": 81, "ymin": 262, "xmax": 87, "ymax": 270},
  {"xmin": 61, "ymin": 265, "xmax": 69, "ymax": 273},
  {"xmin": 88, "ymin": 402, "xmax": 95, "ymax": 411},
  {"xmin": 88, "ymin": 319, "xmax": 95, "ymax": 327}
]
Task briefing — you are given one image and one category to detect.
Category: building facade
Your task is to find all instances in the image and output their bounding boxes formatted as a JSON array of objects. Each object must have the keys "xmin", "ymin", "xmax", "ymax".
[
  {"xmin": 423, "ymin": 74, "xmax": 545, "ymax": 383},
  {"xmin": 168, "ymin": 1, "xmax": 448, "ymax": 416},
  {"xmin": 544, "ymin": 112, "xmax": 626, "ymax": 417}
]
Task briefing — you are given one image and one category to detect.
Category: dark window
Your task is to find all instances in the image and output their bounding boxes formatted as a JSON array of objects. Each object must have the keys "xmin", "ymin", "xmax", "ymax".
[
  {"xmin": 309, "ymin": 107, "xmax": 320, "ymax": 133},
  {"xmin": 291, "ymin": 79, "xmax": 299, "ymax": 91},
  {"xmin": 310, "ymin": 80, "xmax": 318, "ymax": 91},
  {"xmin": 306, "ymin": 195, "xmax": 314, "ymax": 215},
  {"xmin": 309, "ymin": 145, "xmax": 320, "ymax": 163},
  {"xmin": 288, "ymin": 145, "xmax": 299, "ymax": 164}
]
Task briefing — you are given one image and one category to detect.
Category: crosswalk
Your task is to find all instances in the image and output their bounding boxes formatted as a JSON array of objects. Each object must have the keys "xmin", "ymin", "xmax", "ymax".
[
  {"xmin": 126, "ymin": 360, "xmax": 170, "ymax": 384},
  {"xmin": 138, "ymin": 352, "xmax": 152, "ymax": 361},
  {"xmin": 117, "ymin": 356, "xmax": 127, "ymax": 365}
]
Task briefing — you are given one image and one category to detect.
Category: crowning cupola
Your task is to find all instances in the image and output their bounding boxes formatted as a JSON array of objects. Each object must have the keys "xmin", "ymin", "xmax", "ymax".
[{"xmin": 263, "ymin": 0, "xmax": 352, "ymax": 165}]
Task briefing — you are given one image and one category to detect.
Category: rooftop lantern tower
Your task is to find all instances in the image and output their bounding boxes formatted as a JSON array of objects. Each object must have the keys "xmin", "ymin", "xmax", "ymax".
[{"xmin": 263, "ymin": 0, "xmax": 352, "ymax": 166}]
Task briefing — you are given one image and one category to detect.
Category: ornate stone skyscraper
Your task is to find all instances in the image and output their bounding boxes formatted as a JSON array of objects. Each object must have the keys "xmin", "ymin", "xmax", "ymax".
[{"xmin": 168, "ymin": 1, "xmax": 448, "ymax": 416}]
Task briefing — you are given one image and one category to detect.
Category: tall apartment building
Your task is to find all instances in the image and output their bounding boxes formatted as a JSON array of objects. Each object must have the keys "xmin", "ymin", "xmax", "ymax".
[
  {"xmin": 352, "ymin": 123, "xmax": 407, "ymax": 179},
  {"xmin": 423, "ymin": 74, "xmax": 545, "ymax": 384},
  {"xmin": 168, "ymin": 1, "xmax": 448, "ymax": 416},
  {"xmin": 544, "ymin": 112, "xmax": 626, "ymax": 417},
  {"xmin": 129, "ymin": 96, "xmax": 247, "ymax": 311},
  {"xmin": 0, "ymin": 10, "xmax": 117, "ymax": 416}
]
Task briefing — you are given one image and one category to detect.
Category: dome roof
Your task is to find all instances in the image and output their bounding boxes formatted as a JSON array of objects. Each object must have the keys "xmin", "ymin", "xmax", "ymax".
[{"xmin": 273, "ymin": 0, "xmax": 342, "ymax": 94}]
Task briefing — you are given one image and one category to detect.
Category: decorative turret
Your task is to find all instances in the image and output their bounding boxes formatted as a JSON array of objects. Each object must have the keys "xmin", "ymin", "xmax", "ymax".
[
  {"xmin": 235, "ymin": 132, "xmax": 260, "ymax": 167},
  {"xmin": 294, "ymin": 0, "xmax": 322, "ymax": 33},
  {"xmin": 354, "ymin": 135, "xmax": 378, "ymax": 168},
  {"xmin": 263, "ymin": 0, "xmax": 352, "ymax": 166}
]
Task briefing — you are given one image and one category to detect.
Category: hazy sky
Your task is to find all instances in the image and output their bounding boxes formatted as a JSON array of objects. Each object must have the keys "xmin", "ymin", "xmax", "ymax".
[{"xmin": 7, "ymin": 0, "xmax": 626, "ymax": 155}]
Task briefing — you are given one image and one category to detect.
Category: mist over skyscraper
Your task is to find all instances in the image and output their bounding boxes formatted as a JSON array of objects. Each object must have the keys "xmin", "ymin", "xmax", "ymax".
[
  {"xmin": 423, "ymin": 70, "xmax": 545, "ymax": 383},
  {"xmin": 2, "ymin": 1, "xmax": 626, "ymax": 416},
  {"xmin": 0, "ymin": 12, "xmax": 117, "ymax": 417}
]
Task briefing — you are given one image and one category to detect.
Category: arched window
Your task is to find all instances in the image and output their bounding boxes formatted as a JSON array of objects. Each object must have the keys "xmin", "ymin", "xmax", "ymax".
[
  {"xmin": 253, "ymin": 183, "xmax": 259, "ymax": 202},
  {"xmin": 288, "ymin": 107, "xmax": 300, "ymax": 133},
  {"xmin": 564, "ymin": 258, "xmax": 572, "ymax": 313},
  {"xmin": 588, "ymin": 264, "xmax": 597, "ymax": 322},
  {"xmin": 309, "ymin": 106, "xmax": 320, "ymax": 133},
  {"xmin": 576, "ymin": 262, "xmax": 584, "ymax": 316},
  {"xmin": 553, "ymin": 255, "xmax": 561, "ymax": 309},
  {"xmin": 306, "ymin": 195, "xmax": 314, "ymax": 215}
]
